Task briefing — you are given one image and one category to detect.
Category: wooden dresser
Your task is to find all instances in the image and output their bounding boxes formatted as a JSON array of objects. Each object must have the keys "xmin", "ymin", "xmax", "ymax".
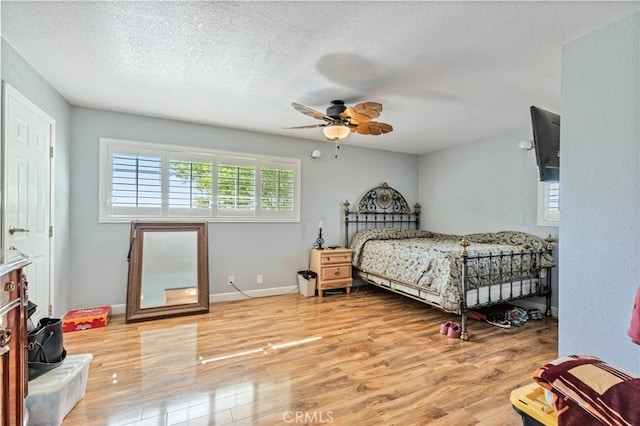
[
  {"xmin": 309, "ymin": 248, "xmax": 353, "ymax": 297},
  {"xmin": 0, "ymin": 251, "xmax": 30, "ymax": 426}
]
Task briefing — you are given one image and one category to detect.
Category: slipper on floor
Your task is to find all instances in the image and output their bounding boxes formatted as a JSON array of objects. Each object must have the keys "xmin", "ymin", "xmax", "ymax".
[
  {"xmin": 447, "ymin": 323, "xmax": 462, "ymax": 338},
  {"xmin": 447, "ymin": 324, "xmax": 473, "ymax": 339},
  {"xmin": 440, "ymin": 320, "xmax": 454, "ymax": 335}
]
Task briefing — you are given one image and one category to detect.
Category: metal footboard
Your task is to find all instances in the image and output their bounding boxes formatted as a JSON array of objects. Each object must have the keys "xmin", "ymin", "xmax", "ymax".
[{"xmin": 459, "ymin": 236, "xmax": 554, "ymax": 340}]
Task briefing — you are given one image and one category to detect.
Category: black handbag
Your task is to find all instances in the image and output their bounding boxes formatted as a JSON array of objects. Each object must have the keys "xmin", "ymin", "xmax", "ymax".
[{"xmin": 27, "ymin": 317, "xmax": 67, "ymax": 380}]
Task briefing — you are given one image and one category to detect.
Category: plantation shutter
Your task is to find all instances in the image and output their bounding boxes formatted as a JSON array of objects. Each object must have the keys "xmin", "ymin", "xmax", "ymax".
[
  {"xmin": 168, "ymin": 153, "xmax": 214, "ymax": 217},
  {"xmin": 260, "ymin": 160, "xmax": 296, "ymax": 216},
  {"xmin": 547, "ymin": 182, "xmax": 559, "ymax": 212},
  {"xmin": 109, "ymin": 148, "xmax": 163, "ymax": 217},
  {"xmin": 216, "ymin": 157, "xmax": 257, "ymax": 216}
]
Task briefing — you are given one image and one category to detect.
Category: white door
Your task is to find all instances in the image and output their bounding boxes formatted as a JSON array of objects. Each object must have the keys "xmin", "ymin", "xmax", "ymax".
[{"xmin": 2, "ymin": 83, "xmax": 54, "ymax": 323}]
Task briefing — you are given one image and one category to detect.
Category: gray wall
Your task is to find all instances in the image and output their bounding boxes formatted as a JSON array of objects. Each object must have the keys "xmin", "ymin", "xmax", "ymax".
[
  {"xmin": 1, "ymin": 38, "xmax": 72, "ymax": 316},
  {"xmin": 69, "ymin": 107, "xmax": 418, "ymax": 309},
  {"xmin": 560, "ymin": 13, "xmax": 640, "ymax": 373},
  {"xmin": 418, "ymin": 136, "xmax": 560, "ymax": 310}
]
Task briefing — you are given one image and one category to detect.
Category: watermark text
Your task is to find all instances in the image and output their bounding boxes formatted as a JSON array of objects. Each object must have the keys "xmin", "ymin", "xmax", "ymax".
[{"xmin": 282, "ymin": 411, "xmax": 334, "ymax": 423}]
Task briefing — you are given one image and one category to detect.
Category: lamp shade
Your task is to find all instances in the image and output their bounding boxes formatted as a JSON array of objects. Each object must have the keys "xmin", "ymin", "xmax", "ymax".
[{"xmin": 322, "ymin": 124, "xmax": 350, "ymax": 140}]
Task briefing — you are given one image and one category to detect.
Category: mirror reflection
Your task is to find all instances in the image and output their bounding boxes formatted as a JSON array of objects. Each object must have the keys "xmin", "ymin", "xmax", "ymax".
[
  {"xmin": 126, "ymin": 221, "xmax": 209, "ymax": 323},
  {"xmin": 141, "ymin": 231, "xmax": 198, "ymax": 308}
]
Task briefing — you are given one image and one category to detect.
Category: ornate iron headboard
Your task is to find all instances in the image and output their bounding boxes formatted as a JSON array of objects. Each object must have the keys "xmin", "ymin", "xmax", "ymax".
[{"xmin": 343, "ymin": 182, "xmax": 421, "ymax": 247}]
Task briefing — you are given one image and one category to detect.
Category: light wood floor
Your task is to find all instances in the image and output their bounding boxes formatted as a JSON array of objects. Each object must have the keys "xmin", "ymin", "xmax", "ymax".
[{"xmin": 60, "ymin": 287, "xmax": 557, "ymax": 425}]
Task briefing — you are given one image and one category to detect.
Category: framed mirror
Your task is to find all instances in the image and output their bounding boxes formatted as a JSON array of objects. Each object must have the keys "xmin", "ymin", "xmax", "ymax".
[{"xmin": 126, "ymin": 221, "xmax": 209, "ymax": 323}]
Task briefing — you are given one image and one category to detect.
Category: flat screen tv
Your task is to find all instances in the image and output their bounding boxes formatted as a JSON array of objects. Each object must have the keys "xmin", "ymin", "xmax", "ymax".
[{"xmin": 530, "ymin": 106, "xmax": 560, "ymax": 182}]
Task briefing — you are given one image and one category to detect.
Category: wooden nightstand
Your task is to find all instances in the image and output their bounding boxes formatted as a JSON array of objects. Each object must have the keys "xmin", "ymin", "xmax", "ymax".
[{"xmin": 309, "ymin": 248, "xmax": 353, "ymax": 297}]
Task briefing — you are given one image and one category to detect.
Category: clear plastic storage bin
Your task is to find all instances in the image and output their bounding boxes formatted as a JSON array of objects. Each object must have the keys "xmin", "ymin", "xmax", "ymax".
[{"xmin": 26, "ymin": 353, "xmax": 93, "ymax": 426}]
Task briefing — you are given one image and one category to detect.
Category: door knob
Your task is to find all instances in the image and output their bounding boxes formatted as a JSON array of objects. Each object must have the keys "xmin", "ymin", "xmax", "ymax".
[{"xmin": 8, "ymin": 226, "xmax": 30, "ymax": 235}]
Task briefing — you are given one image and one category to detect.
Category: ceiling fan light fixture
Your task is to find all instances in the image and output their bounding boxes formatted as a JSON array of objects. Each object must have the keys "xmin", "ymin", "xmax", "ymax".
[{"xmin": 322, "ymin": 124, "xmax": 350, "ymax": 141}]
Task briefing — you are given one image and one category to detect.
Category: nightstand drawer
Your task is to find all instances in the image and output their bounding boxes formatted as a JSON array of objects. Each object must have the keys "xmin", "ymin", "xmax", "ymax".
[
  {"xmin": 321, "ymin": 253, "xmax": 352, "ymax": 265},
  {"xmin": 321, "ymin": 265, "xmax": 352, "ymax": 281}
]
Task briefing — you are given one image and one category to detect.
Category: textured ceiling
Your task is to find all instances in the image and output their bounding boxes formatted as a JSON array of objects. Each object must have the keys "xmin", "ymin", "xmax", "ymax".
[{"xmin": 2, "ymin": 1, "xmax": 640, "ymax": 154}]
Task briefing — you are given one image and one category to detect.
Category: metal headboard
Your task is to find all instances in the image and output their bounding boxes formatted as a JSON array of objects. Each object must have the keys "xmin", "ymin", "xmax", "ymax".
[{"xmin": 343, "ymin": 182, "xmax": 421, "ymax": 247}]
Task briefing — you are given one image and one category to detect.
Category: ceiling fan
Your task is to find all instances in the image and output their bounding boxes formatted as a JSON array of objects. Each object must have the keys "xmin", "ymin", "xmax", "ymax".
[{"xmin": 285, "ymin": 100, "xmax": 393, "ymax": 142}]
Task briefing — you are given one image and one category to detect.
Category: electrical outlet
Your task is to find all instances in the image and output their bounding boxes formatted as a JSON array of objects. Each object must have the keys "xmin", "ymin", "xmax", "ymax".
[
  {"xmin": 257, "ymin": 274, "xmax": 263, "ymax": 285},
  {"xmin": 228, "ymin": 275, "xmax": 235, "ymax": 286}
]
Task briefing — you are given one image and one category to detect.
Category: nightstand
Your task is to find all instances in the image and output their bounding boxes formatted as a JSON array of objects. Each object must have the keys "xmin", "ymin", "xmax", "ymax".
[{"xmin": 309, "ymin": 248, "xmax": 353, "ymax": 297}]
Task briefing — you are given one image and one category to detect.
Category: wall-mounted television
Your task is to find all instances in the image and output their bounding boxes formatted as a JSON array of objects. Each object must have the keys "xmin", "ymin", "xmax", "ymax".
[{"xmin": 530, "ymin": 106, "xmax": 560, "ymax": 182}]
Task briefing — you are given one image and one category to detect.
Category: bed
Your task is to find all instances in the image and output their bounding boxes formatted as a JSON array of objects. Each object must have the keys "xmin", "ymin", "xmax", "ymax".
[{"xmin": 343, "ymin": 183, "xmax": 555, "ymax": 340}]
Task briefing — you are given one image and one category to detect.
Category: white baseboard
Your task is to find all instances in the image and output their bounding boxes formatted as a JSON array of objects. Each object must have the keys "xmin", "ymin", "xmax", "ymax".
[
  {"xmin": 111, "ymin": 304, "xmax": 126, "ymax": 315},
  {"xmin": 110, "ymin": 286, "xmax": 300, "ymax": 314}
]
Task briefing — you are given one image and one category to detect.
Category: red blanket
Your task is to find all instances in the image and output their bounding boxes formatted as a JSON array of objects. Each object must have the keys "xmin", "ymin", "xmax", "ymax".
[{"xmin": 532, "ymin": 355, "xmax": 640, "ymax": 426}]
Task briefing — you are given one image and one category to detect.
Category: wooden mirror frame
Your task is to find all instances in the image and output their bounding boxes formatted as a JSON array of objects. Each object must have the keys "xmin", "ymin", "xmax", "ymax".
[{"xmin": 126, "ymin": 221, "xmax": 209, "ymax": 323}]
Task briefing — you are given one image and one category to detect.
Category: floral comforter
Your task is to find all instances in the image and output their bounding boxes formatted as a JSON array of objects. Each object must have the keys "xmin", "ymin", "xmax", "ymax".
[{"xmin": 350, "ymin": 228, "xmax": 553, "ymax": 312}]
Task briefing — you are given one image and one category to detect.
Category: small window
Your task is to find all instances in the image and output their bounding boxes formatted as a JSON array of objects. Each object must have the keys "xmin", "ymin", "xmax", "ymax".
[
  {"xmin": 168, "ymin": 154, "xmax": 213, "ymax": 217},
  {"xmin": 260, "ymin": 160, "xmax": 296, "ymax": 214},
  {"xmin": 109, "ymin": 148, "xmax": 163, "ymax": 217},
  {"xmin": 537, "ymin": 181, "xmax": 559, "ymax": 226},
  {"xmin": 217, "ymin": 157, "xmax": 257, "ymax": 216},
  {"xmin": 99, "ymin": 138, "xmax": 300, "ymax": 223}
]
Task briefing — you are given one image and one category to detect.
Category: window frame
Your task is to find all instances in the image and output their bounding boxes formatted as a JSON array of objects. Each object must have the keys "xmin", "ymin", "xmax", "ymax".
[
  {"xmin": 537, "ymin": 181, "xmax": 559, "ymax": 227},
  {"xmin": 99, "ymin": 138, "xmax": 301, "ymax": 223}
]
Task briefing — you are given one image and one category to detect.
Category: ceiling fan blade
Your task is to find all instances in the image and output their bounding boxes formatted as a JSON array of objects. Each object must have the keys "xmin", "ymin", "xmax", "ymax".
[
  {"xmin": 284, "ymin": 124, "xmax": 327, "ymax": 129},
  {"xmin": 341, "ymin": 102, "xmax": 383, "ymax": 125},
  {"xmin": 291, "ymin": 102, "xmax": 333, "ymax": 122},
  {"xmin": 355, "ymin": 121, "xmax": 393, "ymax": 136}
]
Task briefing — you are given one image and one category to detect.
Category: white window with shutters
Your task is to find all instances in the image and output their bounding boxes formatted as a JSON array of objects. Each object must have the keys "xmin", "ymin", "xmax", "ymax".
[
  {"xmin": 537, "ymin": 181, "xmax": 559, "ymax": 226},
  {"xmin": 260, "ymin": 160, "xmax": 296, "ymax": 217},
  {"xmin": 99, "ymin": 138, "xmax": 300, "ymax": 223},
  {"xmin": 108, "ymin": 146, "xmax": 163, "ymax": 218},
  {"xmin": 168, "ymin": 153, "xmax": 213, "ymax": 217},
  {"xmin": 216, "ymin": 156, "xmax": 257, "ymax": 217}
]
